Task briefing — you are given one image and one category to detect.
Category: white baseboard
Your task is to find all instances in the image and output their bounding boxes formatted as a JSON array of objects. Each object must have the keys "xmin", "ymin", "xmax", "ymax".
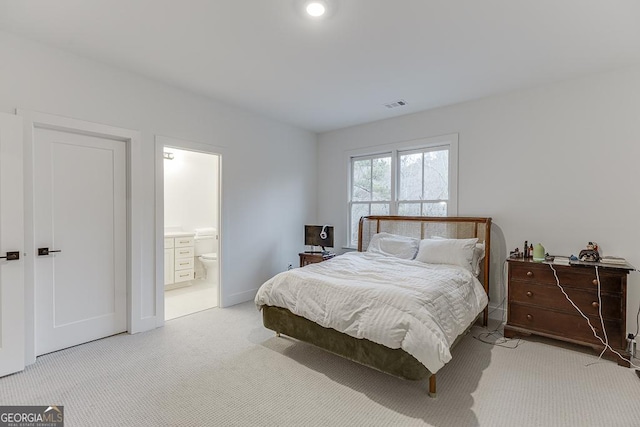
[
  {"xmin": 488, "ymin": 302, "xmax": 506, "ymax": 322},
  {"xmin": 222, "ymin": 287, "xmax": 258, "ymax": 308}
]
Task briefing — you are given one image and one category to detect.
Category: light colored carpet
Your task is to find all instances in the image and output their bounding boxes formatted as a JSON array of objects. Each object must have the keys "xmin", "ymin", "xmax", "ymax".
[{"xmin": 1, "ymin": 301, "xmax": 639, "ymax": 426}]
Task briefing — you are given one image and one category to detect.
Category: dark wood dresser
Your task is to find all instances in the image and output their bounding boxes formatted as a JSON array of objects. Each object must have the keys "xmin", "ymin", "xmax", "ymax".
[{"xmin": 504, "ymin": 258, "xmax": 632, "ymax": 366}]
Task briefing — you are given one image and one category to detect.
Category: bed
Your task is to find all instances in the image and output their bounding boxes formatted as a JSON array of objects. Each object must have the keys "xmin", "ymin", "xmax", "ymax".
[{"xmin": 255, "ymin": 215, "xmax": 491, "ymax": 397}]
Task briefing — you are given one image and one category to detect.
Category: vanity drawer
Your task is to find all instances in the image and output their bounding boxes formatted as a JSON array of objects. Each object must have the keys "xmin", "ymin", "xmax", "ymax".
[
  {"xmin": 174, "ymin": 257, "xmax": 194, "ymax": 270},
  {"xmin": 174, "ymin": 269, "xmax": 194, "ymax": 283},
  {"xmin": 174, "ymin": 237, "xmax": 194, "ymax": 248},
  {"xmin": 174, "ymin": 247, "xmax": 194, "ymax": 258},
  {"xmin": 509, "ymin": 281, "xmax": 622, "ymax": 320},
  {"xmin": 164, "ymin": 238, "xmax": 174, "ymax": 249},
  {"xmin": 508, "ymin": 304, "xmax": 623, "ymax": 346}
]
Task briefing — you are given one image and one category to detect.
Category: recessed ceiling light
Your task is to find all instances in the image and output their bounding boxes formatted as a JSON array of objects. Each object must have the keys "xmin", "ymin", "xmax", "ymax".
[
  {"xmin": 296, "ymin": 0, "xmax": 335, "ymax": 20},
  {"xmin": 306, "ymin": 1, "xmax": 326, "ymax": 17}
]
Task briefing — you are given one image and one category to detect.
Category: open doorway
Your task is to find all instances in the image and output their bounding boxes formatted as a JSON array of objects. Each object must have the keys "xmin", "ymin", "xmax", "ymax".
[{"xmin": 163, "ymin": 146, "xmax": 220, "ymax": 320}]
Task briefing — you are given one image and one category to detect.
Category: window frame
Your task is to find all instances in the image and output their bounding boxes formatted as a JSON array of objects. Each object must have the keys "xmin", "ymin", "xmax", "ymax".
[
  {"xmin": 346, "ymin": 134, "xmax": 458, "ymax": 249},
  {"xmin": 396, "ymin": 145, "xmax": 451, "ymax": 216}
]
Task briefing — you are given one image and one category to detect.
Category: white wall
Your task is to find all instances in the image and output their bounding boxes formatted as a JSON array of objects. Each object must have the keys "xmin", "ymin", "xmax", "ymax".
[
  {"xmin": 0, "ymin": 31, "xmax": 317, "ymax": 328},
  {"xmin": 318, "ymin": 65, "xmax": 640, "ymax": 329},
  {"xmin": 164, "ymin": 147, "xmax": 219, "ymax": 234}
]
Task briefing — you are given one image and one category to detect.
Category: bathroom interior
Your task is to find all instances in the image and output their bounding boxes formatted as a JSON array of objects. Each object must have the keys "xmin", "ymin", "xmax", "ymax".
[{"xmin": 163, "ymin": 147, "xmax": 220, "ymax": 320}]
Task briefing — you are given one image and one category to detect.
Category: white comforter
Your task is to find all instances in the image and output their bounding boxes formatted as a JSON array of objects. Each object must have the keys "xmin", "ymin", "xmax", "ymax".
[{"xmin": 254, "ymin": 251, "xmax": 488, "ymax": 374}]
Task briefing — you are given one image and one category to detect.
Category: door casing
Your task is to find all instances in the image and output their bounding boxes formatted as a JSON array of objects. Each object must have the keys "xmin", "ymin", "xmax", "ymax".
[
  {"xmin": 0, "ymin": 112, "xmax": 24, "ymax": 377},
  {"xmin": 154, "ymin": 135, "xmax": 225, "ymax": 320}
]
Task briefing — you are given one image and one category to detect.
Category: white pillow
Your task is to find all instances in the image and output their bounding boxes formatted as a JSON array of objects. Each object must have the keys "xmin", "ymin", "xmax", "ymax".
[
  {"xmin": 431, "ymin": 236, "xmax": 485, "ymax": 276},
  {"xmin": 472, "ymin": 242, "xmax": 486, "ymax": 277},
  {"xmin": 366, "ymin": 232, "xmax": 419, "ymax": 260},
  {"xmin": 415, "ymin": 237, "xmax": 478, "ymax": 272}
]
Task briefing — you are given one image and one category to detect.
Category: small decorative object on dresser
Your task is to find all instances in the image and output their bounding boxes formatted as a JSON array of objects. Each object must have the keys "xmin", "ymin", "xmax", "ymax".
[
  {"xmin": 504, "ymin": 258, "xmax": 634, "ymax": 366},
  {"xmin": 532, "ymin": 243, "xmax": 545, "ymax": 262},
  {"xmin": 579, "ymin": 241, "xmax": 600, "ymax": 262}
]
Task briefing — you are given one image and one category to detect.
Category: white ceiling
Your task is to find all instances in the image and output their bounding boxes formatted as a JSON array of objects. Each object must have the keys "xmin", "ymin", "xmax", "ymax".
[{"xmin": 1, "ymin": 0, "xmax": 639, "ymax": 133}]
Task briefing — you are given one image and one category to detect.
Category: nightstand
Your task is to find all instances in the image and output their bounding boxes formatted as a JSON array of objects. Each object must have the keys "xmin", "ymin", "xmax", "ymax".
[
  {"xmin": 504, "ymin": 258, "xmax": 632, "ymax": 366},
  {"xmin": 299, "ymin": 252, "xmax": 335, "ymax": 267}
]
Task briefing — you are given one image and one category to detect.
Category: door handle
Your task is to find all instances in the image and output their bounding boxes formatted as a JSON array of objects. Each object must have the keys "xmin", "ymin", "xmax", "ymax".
[
  {"xmin": 0, "ymin": 251, "xmax": 19, "ymax": 260},
  {"xmin": 38, "ymin": 247, "xmax": 62, "ymax": 256}
]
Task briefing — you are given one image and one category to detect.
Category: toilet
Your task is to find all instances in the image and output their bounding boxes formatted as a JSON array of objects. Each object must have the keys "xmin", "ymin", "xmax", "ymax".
[{"xmin": 194, "ymin": 227, "xmax": 218, "ymax": 283}]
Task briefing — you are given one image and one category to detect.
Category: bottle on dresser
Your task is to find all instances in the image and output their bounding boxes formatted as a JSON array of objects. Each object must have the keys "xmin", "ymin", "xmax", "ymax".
[{"xmin": 524, "ymin": 241, "xmax": 528, "ymax": 258}]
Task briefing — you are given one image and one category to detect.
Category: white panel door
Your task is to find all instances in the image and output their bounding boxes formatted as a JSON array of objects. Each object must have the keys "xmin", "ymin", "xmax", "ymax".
[
  {"xmin": 34, "ymin": 127, "xmax": 126, "ymax": 356},
  {"xmin": 0, "ymin": 113, "xmax": 24, "ymax": 376}
]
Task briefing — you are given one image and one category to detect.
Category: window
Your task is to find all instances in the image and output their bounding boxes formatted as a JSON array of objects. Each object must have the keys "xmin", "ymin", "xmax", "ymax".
[
  {"xmin": 397, "ymin": 147, "xmax": 449, "ymax": 216},
  {"xmin": 349, "ymin": 154, "xmax": 392, "ymax": 246},
  {"xmin": 347, "ymin": 136, "xmax": 457, "ymax": 247}
]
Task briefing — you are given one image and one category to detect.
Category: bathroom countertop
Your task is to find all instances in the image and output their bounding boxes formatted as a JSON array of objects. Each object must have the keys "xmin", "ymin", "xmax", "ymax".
[{"xmin": 164, "ymin": 231, "xmax": 196, "ymax": 238}]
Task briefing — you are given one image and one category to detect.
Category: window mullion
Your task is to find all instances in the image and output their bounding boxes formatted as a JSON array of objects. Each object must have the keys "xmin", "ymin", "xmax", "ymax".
[
  {"xmin": 390, "ymin": 150, "xmax": 397, "ymax": 215},
  {"xmin": 421, "ymin": 152, "xmax": 425, "ymax": 215},
  {"xmin": 369, "ymin": 159, "xmax": 373, "ymax": 203}
]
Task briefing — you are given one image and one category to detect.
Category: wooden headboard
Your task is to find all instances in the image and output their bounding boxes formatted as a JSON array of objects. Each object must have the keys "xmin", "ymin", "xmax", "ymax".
[{"xmin": 358, "ymin": 215, "xmax": 492, "ymax": 325}]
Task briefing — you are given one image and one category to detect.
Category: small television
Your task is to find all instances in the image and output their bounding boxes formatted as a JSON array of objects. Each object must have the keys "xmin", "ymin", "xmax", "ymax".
[{"xmin": 304, "ymin": 225, "xmax": 334, "ymax": 252}]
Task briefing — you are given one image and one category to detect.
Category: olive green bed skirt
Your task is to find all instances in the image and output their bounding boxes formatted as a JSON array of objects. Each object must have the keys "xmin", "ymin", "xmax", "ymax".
[{"xmin": 262, "ymin": 305, "xmax": 431, "ymax": 381}]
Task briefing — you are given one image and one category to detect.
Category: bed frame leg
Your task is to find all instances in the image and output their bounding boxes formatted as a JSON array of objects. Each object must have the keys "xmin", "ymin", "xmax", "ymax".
[
  {"xmin": 483, "ymin": 307, "xmax": 488, "ymax": 327},
  {"xmin": 428, "ymin": 374, "xmax": 437, "ymax": 398}
]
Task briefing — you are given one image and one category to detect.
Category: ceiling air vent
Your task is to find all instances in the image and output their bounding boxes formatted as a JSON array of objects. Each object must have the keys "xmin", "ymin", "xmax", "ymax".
[{"xmin": 384, "ymin": 99, "xmax": 407, "ymax": 109}]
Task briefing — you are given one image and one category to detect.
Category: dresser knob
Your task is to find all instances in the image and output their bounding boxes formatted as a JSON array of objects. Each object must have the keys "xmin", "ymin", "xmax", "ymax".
[
  {"xmin": 526, "ymin": 291, "xmax": 533, "ymax": 297},
  {"xmin": 526, "ymin": 271, "xmax": 533, "ymax": 277},
  {"xmin": 592, "ymin": 301, "xmax": 599, "ymax": 308},
  {"xmin": 592, "ymin": 279, "xmax": 598, "ymax": 285},
  {"xmin": 526, "ymin": 314, "xmax": 533, "ymax": 321}
]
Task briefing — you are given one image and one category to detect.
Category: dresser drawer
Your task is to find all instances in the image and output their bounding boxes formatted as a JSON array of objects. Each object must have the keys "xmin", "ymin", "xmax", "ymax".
[
  {"xmin": 174, "ymin": 269, "xmax": 194, "ymax": 283},
  {"xmin": 174, "ymin": 257, "xmax": 194, "ymax": 270},
  {"xmin": 508, "ymin": 304, "xmax": 623, "ymax": 346},
  {"xmin": 509, "ymin": 262, "xmax": 555, "ymax": 283},
  {"xmin": 174, "ymin": 237, "xmax": 194, "ymax": 248},
  {"xmin": 509, "ymin": 262, "xmax": 622, "ymax": 293},
  {"xmin": 509, "ymin": 281, "xmax": 622, "ymax": 320},
  {"xmin": 174, "ymin": 247, "xmax": 194, "ymax": 258},
  {"xmin": 164, "ymin": 238, "xmax": 174, "ymax": 249}
]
